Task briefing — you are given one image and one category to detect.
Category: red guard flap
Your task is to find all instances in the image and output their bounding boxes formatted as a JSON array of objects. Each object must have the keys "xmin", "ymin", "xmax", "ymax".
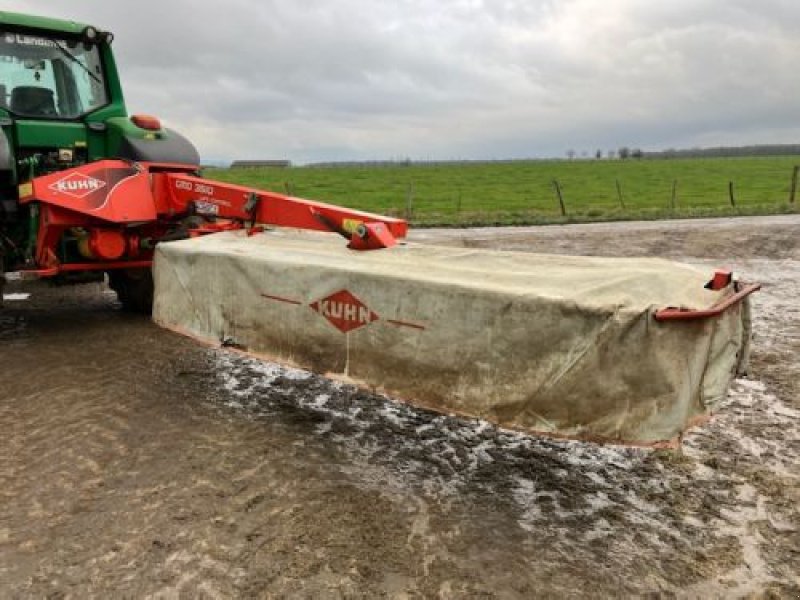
[{"xmin": 23, "ymin": 159, "xmax": 157, "ymax": 223}]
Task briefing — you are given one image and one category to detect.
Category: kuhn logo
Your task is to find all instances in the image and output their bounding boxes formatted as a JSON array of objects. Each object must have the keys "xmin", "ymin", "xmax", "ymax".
[
  {"xmin": 310, "ymin": 290, "xmax": 378, "ymax": 333},
  {"xmin": 49, "ymin": 173, "xmax": 107, "ymax": 199}
]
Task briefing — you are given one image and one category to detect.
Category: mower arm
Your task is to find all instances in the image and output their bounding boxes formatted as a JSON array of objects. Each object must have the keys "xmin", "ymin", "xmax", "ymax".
[{"xmin": 155, "ymin": 170, "xmax": 407, "ymax": 250}]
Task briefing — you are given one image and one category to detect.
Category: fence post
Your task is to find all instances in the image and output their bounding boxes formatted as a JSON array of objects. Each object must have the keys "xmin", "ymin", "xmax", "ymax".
[
  {"xmin": 670, "ymin": 179, "xmax": 678, "ymax": 211},
  {"xmin": 404, "ymin": 182, "xmax": 415, "ymax": 220},
  {"xmin": 552, "ymin": 179, "xmax": 566, "ymax": 216},
  {"xmin": 283, "ymin": 182, "xmax": 294, "ymax": 196},
  {"xmin": 615, "ymin": 178, "xmax": 625, "ymax": 210},
  {"xmin": 728, "ymin": 181, "xmax": 736, "ymax": 208},
  {"xmin": 789, "ymin": 166, "xmax": 799, "ymax": 204}
]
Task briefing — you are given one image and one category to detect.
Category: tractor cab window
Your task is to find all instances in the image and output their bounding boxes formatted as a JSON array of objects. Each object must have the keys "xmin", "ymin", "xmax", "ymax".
[{"xmin": 0, "ymin": 31, "xmax": 108, "ymax": 119}]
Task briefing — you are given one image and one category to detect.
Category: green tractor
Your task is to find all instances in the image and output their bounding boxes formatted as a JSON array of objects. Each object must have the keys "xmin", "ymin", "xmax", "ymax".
[{"xmin": 0, "ymin": 11, "xmax": 199, "ymax": 309}]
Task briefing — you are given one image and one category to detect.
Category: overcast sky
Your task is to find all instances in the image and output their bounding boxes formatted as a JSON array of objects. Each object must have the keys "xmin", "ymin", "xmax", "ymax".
[{"xmin": 4, "ymin": 0, "xmax": 800, "ymax": 163}]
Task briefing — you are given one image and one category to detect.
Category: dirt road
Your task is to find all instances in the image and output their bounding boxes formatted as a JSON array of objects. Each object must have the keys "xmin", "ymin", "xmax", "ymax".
[{"xmin": 2, "ymin": 215, "xmax": 798, "ymax": 597}]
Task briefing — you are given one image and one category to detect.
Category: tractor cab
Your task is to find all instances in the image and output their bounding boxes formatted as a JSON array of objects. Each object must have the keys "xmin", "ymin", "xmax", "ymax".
[
  {"xmin": 0, "ymin": 16, "xmax": 127, "ymax": 186},
  {"xmin": 0, "ymin": 30, "xmax": 110, "ymax": 121}
]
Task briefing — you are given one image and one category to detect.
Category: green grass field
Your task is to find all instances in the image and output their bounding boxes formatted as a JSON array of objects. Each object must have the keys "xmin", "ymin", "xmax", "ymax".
[{"xmin": 205, "ymin": 157, "xmax": 800, "ymax": 226}]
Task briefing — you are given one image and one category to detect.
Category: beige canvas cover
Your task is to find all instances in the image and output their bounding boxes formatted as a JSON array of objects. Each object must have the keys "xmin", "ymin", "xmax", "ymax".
[{"xmin": 152, "ymin": 230, "xmax": 751, "ymax": 444}]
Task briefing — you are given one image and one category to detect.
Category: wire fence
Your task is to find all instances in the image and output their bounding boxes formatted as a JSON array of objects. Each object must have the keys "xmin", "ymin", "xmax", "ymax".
[{"xmin": 211, "ymin": 158, "xmax": 800, "ymax": 225}]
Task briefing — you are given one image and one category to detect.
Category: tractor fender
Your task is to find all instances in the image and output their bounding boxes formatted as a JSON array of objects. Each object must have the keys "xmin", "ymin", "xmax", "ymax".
[
  {"xmin": 104, "ymin": 117, "xmax": 200, "ymax": 167},
  {"xmin": 116, "ymin": 128, "xmax": 200, "ymax": 166}
]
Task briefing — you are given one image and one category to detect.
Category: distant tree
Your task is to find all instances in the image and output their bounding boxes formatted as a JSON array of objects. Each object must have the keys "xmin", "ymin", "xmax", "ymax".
[
  {"xmin": 618, "ymin": 146, "xmax": 630, "ymax": 160},
  {"xmin": 631, "ymin": 148, "xmax": 643, "ymax": 159},
  {"xmin": 566, "ymin": 149, "xmax": 576, "ymax": 160},
  {"xmin": 595, "ymin": 149, "xmax": 603, "ymax": 159}
]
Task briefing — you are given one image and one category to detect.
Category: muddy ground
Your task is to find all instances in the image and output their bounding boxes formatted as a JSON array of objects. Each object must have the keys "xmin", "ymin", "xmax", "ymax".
[{"xmin": 1, "ymin": 215, "xmax": 799, "ymax": 598}]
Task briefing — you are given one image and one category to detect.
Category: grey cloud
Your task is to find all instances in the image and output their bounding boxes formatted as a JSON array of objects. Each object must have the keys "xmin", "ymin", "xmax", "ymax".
[{"xmin": 2, "ymin": 0, "xmax": 799, "ymax": 162}]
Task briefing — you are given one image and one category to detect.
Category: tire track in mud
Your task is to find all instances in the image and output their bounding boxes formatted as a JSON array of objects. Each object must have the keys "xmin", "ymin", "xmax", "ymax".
[
  {"xmin": 1, "ymin": 284, "xmax": 429, "ymax": 597},
  {"xmin": 210, "ymin": 345, "xmax": 798, "ymax": 596}
]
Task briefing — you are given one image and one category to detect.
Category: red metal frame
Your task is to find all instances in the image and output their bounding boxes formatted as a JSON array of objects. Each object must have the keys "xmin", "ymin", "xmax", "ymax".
[
  {"xmin": 706, "ymin": 269, "xmax": 732, "ymax": 291},
  {"xmin": 31, "ymin": 260, "xmax": 154, "ymax": 277},
  {"xmin": 16, "ymin": 159, "xmax": 408, "ymax": 277},
  {"xmin": 156, "ymin": 171, "xmax": 408, "ymax": 242},
  {"xmin": 654, "ymin": 282, "xmax": 761, "ymax": 321}
]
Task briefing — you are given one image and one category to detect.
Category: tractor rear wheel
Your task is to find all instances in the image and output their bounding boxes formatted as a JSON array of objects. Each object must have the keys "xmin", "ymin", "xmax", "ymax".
[{"xmin": 108, "ymin": 268, "xmax": 154, "ymax": 314}]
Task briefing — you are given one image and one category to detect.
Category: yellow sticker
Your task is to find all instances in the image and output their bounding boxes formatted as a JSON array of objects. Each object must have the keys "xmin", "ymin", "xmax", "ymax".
[
  {"xmin": 18, "ymin": 182, "xmax": 32, "ymax": 198},
  {"xmin": 342, "ymin": 219, "xmax": 363, "ymax": 234},
  {"xmin": 74, "ymin": 141, "xmax": 87, "ymax": 148},
  {"xmin": 144, "ymin": 133, "xmax": 156, "ymax": 140}
]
